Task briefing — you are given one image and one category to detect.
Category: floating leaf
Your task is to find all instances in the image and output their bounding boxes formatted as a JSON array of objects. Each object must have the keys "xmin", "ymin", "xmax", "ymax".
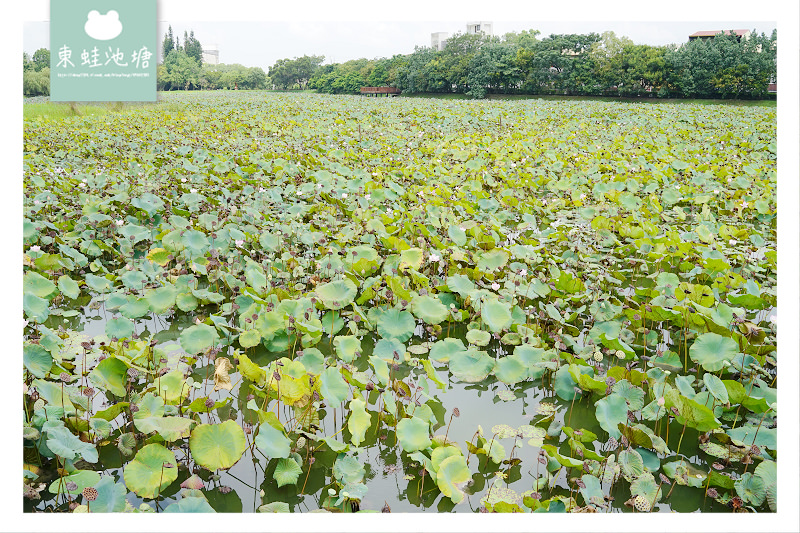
[
  {"xmin": 274, "ymin": 457, "xmax": 303, "ymax": 488},
  {"xmin": 180, "ymin": 323, "xmax": 220, "ymax": 354},
  {"xmin": 123, "ymin": 444, "xmax": 178, "ymax": 498},
  {"xmin": 23, "ymin": 343, "xmax": 52, "ymax": 379},
  {"xmin": 189, "ymin": 420, "xmax": 247, "ymax": 470},
  {"xmin": 315, "ymin": 279, "xmax": 357, "ymax": 310},
  {"xmin": 436, "ymin": 454, "xmax": 471, "ymax": 504},
  {"xmin": 255, "ymin": 423, "xmax": 292, "ymax": 459},
  {"xmin": 396, "ymin": 416, "xmax": 432, "ymax": 453},
  {"xmin": 377, "ymin": 307, "xmax": 416, "ymax": 342},
  {"xmin": 347, "ymin": 397, "xmax": 371, "ymax": 447}
]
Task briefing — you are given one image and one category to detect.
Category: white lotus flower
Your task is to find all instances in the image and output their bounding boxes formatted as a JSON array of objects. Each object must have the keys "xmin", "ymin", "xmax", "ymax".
[
  {"xmin": 29, "ymin": 245, "xmax": 40, "ymax": 252},
  {"xmin": 235, "ymin": 239, "xmax": 244, "ymax": 248},
  {"xmin": 116, "ymin": 220, "xmax": 124, "ymax": 226},
  {"xmin": 491, "ymin": 282, "xmax": 500, "ymax": 291},
  {"xmin": 341, "ymin": 193, "xmax": 348, "ymax": 199},
  {"xmin": 190, "ymin": 188, "xmax": 197, "ymax": 193},
  {"xmin": 429, "ymin": 253, "xmax": 440, "ymax": 262}
]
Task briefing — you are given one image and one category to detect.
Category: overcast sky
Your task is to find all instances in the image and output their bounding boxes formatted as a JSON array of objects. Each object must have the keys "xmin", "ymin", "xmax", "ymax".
[{"xmin": 21, "ymin": 1, "xmax": 780, "ymax": 72}]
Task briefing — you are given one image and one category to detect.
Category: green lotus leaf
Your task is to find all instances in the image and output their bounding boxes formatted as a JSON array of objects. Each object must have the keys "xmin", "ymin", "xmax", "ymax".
[
  {"xmin": 257, "ymin": 501, "xmax": 290, "ymax": 513},
  {"xmin": 377, "ymin": 307, "xmax": 416, "ymax": 342},
  {"xmin": 48, "ymin": 470, "xmax": 101, "ymax": 496},
  {"xmin": 629, "ymin": 471, "xmax": 661, "ymax": 507},
  {"xmin": 689, "ymin": 332, "xmax": 740, "ymax": 372},
  {"xmin": 146, "ymin": 285, "xmax": 177, "ymax": 315},
  {"xmin": 594, "ymin": 393, "xmax": 629, "ymax": 440},
  {"xmin": 320, "ymin": 367, "xmax": 350, "ymax": 405},
  {"xmin": 554, "ymin": 364, "xmax": 587, "ymax": 401},
  {"xmin": 316, "ymin": 279, "xmax": 357, "ymax": 310},
  {"xmin": 618, "ymin": 448, "xmax": 645, "ymax": 481},
  {"xmin": 180, "ymin": 323, "xmax": 220, "ymax": 354},
  {"xmin": 579, "ymin": 474, "xmax": 604, "ymax": 508},
  {"xmin": 665, "ymin": 389, "xmax": 721, "ymax": 432},
  {"xmin": 84, "ymin": 273, "xmax": 112, "ymax": 293},
  {"xmin": 420, "ymin": 359, "xmax": 447, "ymax": 390},
  {"xmin": 238, "ymin": 328, "xmax": 262, "ymax": 348},
  {"xmin": 133, "ymin": 393, "xmax": 193, "ymax": 441},
  {"xmin": 88, "ymin": 356, "xmax": 129, "ymax": 398},
  {"xmin": 333, "ymin": 335, "xmax": 361, "ymax": 363},
  {"xmin": 120, "ymin": 296, "xmax": 152, "ymax": 318},
  {"xmin": 754, "ymin": 460, "xmax": 777, "ymax": 511},
  {"xmin": 482, "ymin": 438, "xmax": 506, "ymax": 464},
  {"xmin": 436, "ymin": 454, "xmax": 471, "ymax": 504},
  {"xmin": 165, "ymin": 497, "xmax": 217, "ymax": 513},
  {"xmin": 131, "ymin": 192, "xmax": 164, "ymax": 215},
  {"xmin": 476, "ymin": 249, "xmax": 509, "ymax": 272},
  {"xmin": 57, "ymin": 275, "xmax": 80, "ymax": 300},
  {"xmin": 153, "ymin": 369, "xmax": 190, "ymax": 404},
  {"xmin": 703, "ymin": 373, "xmax": 729, "ymax": 404},
  {"xmin": 105, "ymin": 317, "xmax": 134, "ymax": 340},
  {"xmin": 431, "ymin": 446, "xmax": 462, "ymax": 472},
  {"xmin": 726, "ymin": 426, "xmax": 776, "ymax": 449},
  {"xmin": 482, "ymin": 298, "xmax": 512, "ymax": 333},
  {"xmin": 32, "ymin": 379, "xmax": 74, "ymax": 411},
  {"xmin": 347, "ymin": 397, "xmax": 371, "ymax": 447},
  {"xmin": 735, "ymin": 472, "xmax": 765, "ymax": 506},
  {"xmin": 321, "ymin": 310, "xmax": 345, "ymax": 336},
  {"xmin": 255, "ymin": 423, "xmax": 292, "ymax": 459},
  {"xmin": 448, "ymin": 348, "xmax": 495, "ymax": 383},
  {"xmin": 493, "ymin": 355, "xmax": 527, "ymax": 385},
  {"xmin": 398, "ymin": 247, "xmax": 424, "ymax": 270},
  {"xmin": 182, "ymin": 229, "xmax": 210, "ymax": 253},
  {"xmin": 541, "ymin": 444, "xmax": 582, "ymax": 468},
  {"xmin": 189, "ymin": 420, "xmax": 247, "ymax": 470},
  {"xmin": 236, "ymin": 351, "xmax": 267, "ymax": 386},
  {"xmin": 396, "ymin": 416, "xmax": 432, "ymax": 453},
  {"xmin": 123, "ymin": 444, "xmax": 178, "ymax": 498},
  {"xmin": 411, "ymin": 295, "xmax": 449, "ymax": 325},
  {"xmin": 446, "ymin": 274, "xmax": 475, "ymax": 297},
  {"xmin": 611, "ymin": 379, "xmax": 645, "ymax": 411},
  {"xmin": 369, "ymin": 355, "xmax": 390, "ymax": 386},
  {"xmin": 24, "ymin": 271, "xmax": 58, "ymax": 299},
  {"xmin": 447, "ymin": 225, "xmax": 467, "ymax": 246},
  {"xmin": 466, "ymin": 329, "xmax": 491, "ymax": 346},
  {"xmin": 333, "ymin": 454, "xmax": 365, "ymax": 484},
  {"xmin": 23, "ymin": 292, "xmax": 50, "ymax": 323},
  {"xmin": 23, "ymin": 343, "xmax": 52, "ymax": 379},
  {"xmin": 90, "ymin": 475, "xmax": 128, "ymax": 512},
  {"xmin": 429, "ymin": 338, "xmax": 466, "ymax": 363}
]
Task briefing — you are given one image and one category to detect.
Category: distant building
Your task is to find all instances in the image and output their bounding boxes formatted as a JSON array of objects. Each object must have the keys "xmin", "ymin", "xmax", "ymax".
[
  {"xmin": 431, "ymin": 32, "xmax": 449, "ymax": 51},
  {"xmin": 202, "ymin": 45, "xmax": 219, "ymax": 65},
  {"xmin": 466, "ymin": 21, "xmax": 493, "ymax": 36},
  {"xmin": 688, "ymin": 29, "xmax": 751, "ymax": 42}
]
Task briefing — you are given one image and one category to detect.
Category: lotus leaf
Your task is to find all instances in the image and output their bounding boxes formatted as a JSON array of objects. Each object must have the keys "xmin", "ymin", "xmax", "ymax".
[
  {"xmin": 333, "ymin": 454, "xmax": 365, "ymax": 484},
  {"xmin": 446, "ymin": 274, "xmax": 475, "ymax": 297},
  {"xmin": 273, "ymin": 457, "xmax": 303, "ymax": 488},
  {"xmin": 618, "ymin": 448, "xmax": 645, "ymax": 481},
  {"xmin": 690, "ymin": 332, "xmax": 740, "ymax": 372},
  {"xmin": 754, "ymin": 460, "xmax": 777, "ymax": 511},
  {"xmin": 180, "ymin": 323, "xmax": 220, "ymax": 354},
  {"xmin": 347, "ymin": 397, "xmax": 371, "ymax": 447},
  {"xmin": 376, "ymin": 307, "xmax": 416, "ymax": 342},
  {"xmin": 23, "ymin": 343, "xmax": 52, "ymax": 379},
  {"xmin": 594, "ymin": 393, "xmax": 628, "ymax": 440},
  {"xmin": 190, "ymin": 420, "xmax": 247, "ymax": 470},
  {"xmin": 411, "ymin": 295, "xmax": 449, "ymax": 325},
  {"xmin": 578, "ymin": 474, "xmax": 604, "ymax": 508},
  {"xmin": 165, "ymin": 497, "xmax": 217, "ymax": 513},
  {"xmin": 123, "ymin": 444, "xmax": 178, "ymax": 498},
  {"xmin": 90, "ymin": 475, "xmax": 127, "ymax": 512},
  {"xmin": 429, "ymin": 338, "xmax": 466, "ymax": 363},
  {"xmin": 465, "ymin": 329, "xmax": 491, "ymax": 347},
  {"xmin": 396, "ymin": 416, "xmax": 432, "ymax": 453},
  {"xmin": 48, "ymin": 470, "xmax": 101, "ymax": 496},
  {"xmin": 436, "ymin": 454, "xmax": 471, "ymax": 504},
  {"xmin": 448, "ymin": 348, "xmax": 494, "ymax": 383},
  {"xmin": 333, "ymin": 335, "xmax": 361, "ymax": 363},
  {"xmin": 315, "ymin": 279, "xmax": 357, "ymax": 310},
  {"xmin": 257, "ymin": 502, "xmax": 290, "ymax": 513},
  {"xmin": 133, "ymin": 393, "xmax": 193, "ymax": 441}
]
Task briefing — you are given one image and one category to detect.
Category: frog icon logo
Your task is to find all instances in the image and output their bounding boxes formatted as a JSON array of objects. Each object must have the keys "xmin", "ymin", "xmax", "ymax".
[{"xmin": 84, "ymin": 10, "xmax": 123, "ymax": 40}]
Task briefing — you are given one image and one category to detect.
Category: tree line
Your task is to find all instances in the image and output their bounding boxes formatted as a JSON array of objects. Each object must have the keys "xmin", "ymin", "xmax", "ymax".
[
  {"xmin": 294, "ymin": 29, "xmax": 776, "ymax": 99},
  {"xmin": 157, "ymin": 26, "xmax": 269, "ymax": 91},
  {"xmin": 23, "ymin": 48, "xmax": 51, "ymax": 96}
]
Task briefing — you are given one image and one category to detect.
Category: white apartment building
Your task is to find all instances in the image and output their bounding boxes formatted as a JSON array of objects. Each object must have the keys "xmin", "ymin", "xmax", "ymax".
[
  {"xmin": 431, "ymin": 32, "xmax": 450, "ymax": 51},
  {"xmin": 466, "ymin": 21, "xmax": 493, "ymax": 36}
]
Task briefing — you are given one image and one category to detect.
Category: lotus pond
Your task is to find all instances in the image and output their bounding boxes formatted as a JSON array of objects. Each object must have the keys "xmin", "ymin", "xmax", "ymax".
[{"xmin": 22, "ymin": 91, "xmax": 777, "ymax": 515}]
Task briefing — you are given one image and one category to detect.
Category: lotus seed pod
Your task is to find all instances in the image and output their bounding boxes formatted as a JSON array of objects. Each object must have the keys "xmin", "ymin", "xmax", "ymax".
[
  {"xmin": 82, "ymin": 487, "xmax": 98, "ymax": 502},
  {"xmin": 633, "ymin": 494, "xmax": 650, "ymax": 512}
]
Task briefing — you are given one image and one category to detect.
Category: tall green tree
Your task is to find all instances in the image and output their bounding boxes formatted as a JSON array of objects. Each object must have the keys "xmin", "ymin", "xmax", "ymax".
[
  {"xmin": 31, "ymin": 48, "xmax": 50, "ymax": 71},
  {"xmin": 184, "ymin": 30, "xmax": 203, "ymax": 66},
  {"xmin": 162, "ymin": 25, "xmax": 175, "ymax": 61}
]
